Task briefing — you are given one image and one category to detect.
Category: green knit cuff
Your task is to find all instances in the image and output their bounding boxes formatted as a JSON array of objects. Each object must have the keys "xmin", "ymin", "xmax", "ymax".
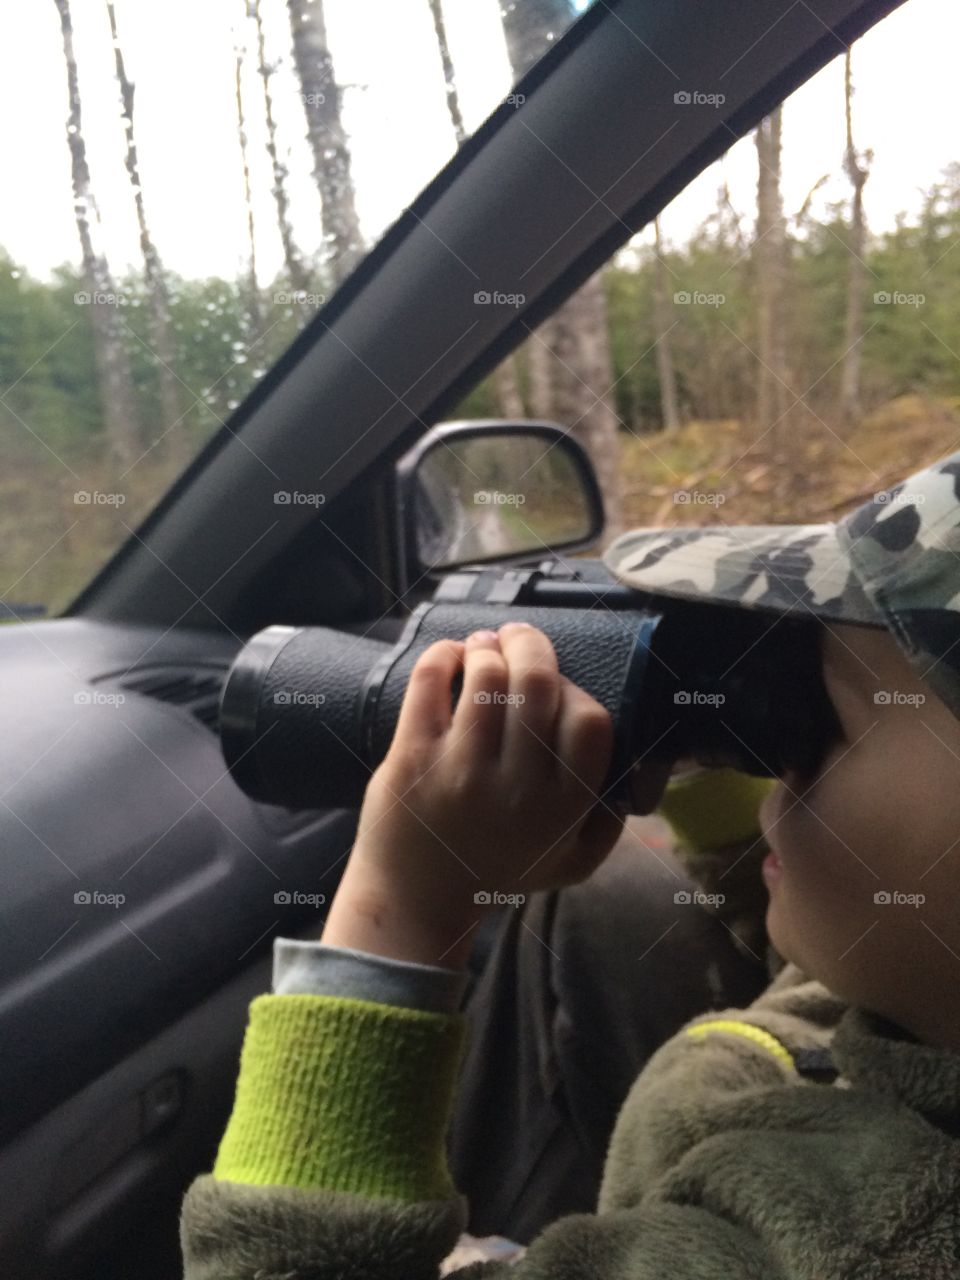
[
  {"xmin": 658, "ymin": 767, "xmax": 775, "ymax": 853},
  {"xmin": 213, "ymin": 993, "xmax": 467, "ymax": 1202}
]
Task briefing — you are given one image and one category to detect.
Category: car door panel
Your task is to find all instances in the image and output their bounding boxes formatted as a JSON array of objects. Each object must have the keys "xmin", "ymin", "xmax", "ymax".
[{"xmin": 0, "ymin": 618, "xmax": 357, "ymax": 1149}]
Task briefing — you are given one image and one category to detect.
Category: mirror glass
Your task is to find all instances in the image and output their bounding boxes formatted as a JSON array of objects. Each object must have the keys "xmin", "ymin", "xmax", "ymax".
[{"xmin": 414, "ymin": 431, "xmax": 594, "ymax": 569}]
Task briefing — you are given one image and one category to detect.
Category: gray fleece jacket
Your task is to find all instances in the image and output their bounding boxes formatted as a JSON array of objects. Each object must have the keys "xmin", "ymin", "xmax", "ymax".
[{"xmin": 180, "ymin": 955, "xmax": 960, "ymax": 1278}]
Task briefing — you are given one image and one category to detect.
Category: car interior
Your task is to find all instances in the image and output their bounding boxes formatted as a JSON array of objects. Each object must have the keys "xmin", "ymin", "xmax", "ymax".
[{"xmin": 0, "ymin": 0, "xmax": 910, "ymax": 1274}]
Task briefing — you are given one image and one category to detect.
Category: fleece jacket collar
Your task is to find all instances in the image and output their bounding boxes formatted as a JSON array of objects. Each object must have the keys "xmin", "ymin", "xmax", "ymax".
[{"xmin": 833, "ymin": 1007, "xmax": 960, "ymax": 1134}]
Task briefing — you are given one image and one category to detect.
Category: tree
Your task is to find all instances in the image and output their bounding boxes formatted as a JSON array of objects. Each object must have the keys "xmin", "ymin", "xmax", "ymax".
[
  {"xmin": 106, "ymin": 0, "xmax": 183, "ymax": 462},
  {"xmin": 604, "ymin": 263, "xmax": 664, "ymax": 432},
  {"xmin": 672, "ymin": 187, "xmax": 756, "ymax": 423},
  {"xmin": 426, "ymin": 0, "xmax": 465, "ymax": 143},
  {"xmin": 753, "ymin": 107, "xmax": 791, "ymax": 441},
  {"xmin": 501, "ymin": 0, "xmax": 622, "ymax": 536},
  {"xmin": 251, "ymin": 0, "xmax": 310, "ymax": 296},
  {"xmin": 838, "ymin": 47, "xmax": 872, "ymax": 425},
  {"xmin": 287, "ymin": 0, "xmax": 363, "ymax": 288},
  {"xmin": 233, "ymin": 39, "xmax": 263, "ymax": 339},
  {"xmin": 427, "ymin": 0, "xmax": 524, "ymax": 418},
  {"xmin": 652, "ymin": 217, "xmax": 680, "ymax": 431},
  {"xmin": 53, "ymin": 0, "xmax": 140, "ymax": 466}
]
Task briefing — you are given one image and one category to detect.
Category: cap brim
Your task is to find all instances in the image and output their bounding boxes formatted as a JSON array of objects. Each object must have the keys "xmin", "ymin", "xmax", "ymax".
[{"xmin": 603, "ymin": 522, "xmax": 883, "ymax": 626}]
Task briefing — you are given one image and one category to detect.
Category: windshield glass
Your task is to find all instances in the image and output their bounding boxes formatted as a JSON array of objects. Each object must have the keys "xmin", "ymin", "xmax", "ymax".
[{"xmin": 0, "ymin": 0, "xmax": 589, "ymax": 616}]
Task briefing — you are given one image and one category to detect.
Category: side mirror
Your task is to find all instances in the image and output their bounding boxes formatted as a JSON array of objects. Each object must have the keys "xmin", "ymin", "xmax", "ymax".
[{"xmin": 397, "ymin": 420, "xmax": 605, "ymax": 575}]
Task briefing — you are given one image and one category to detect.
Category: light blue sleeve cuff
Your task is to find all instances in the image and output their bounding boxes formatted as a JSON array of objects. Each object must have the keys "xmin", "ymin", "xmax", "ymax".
[{"xmin": 271, "ymin": 936, "xmax": 471, "ymax": 1014}]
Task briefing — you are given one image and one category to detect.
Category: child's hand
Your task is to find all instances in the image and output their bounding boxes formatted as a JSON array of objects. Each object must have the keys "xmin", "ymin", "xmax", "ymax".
[{"xmin": 322, "ymin": 621, "xmax": 626, "ymax": 967}]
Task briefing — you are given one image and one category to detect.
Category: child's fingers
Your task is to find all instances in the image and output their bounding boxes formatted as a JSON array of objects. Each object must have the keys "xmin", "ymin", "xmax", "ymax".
[
  {"xmin": 553, "ymin": 674, "xmax": 616, "ymax": 799},
  {"xmin": 393, "ymin": 638, "xmax": 465, "ymax": 748},
  {"xmin": 452, "ymin": 630, "xmax": 509, "ymax": 756},
  {"xmin": 497, "ymin": 622, "xmax": 562, "ymax": 770}
]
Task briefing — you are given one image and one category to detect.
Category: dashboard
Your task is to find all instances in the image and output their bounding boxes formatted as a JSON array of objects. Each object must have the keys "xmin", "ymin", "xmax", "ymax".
[{"xmin": 0, "ymin": 616, "xmax": 375, "ymax": 1277}]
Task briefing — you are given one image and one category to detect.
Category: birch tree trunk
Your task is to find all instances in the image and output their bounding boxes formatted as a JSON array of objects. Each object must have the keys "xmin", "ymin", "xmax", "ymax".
[
  {"xmin": 754, "ymin": 108, "xmax": 791, "ymax": 444},
  {"xmin": 653, "ymin": 217, "xmax": 680, "ymax": 432},
  {"xmin": 491, "ymin": 359, "xmax": 526, "ymax": 419},
  {"xmin": 839, "ymin": 48, "xmax": 870, "ymax": 427},
  {"xmin": 428, "ymin": 0, "xmax": 525, "ymax": 419},
  {"xmin": 543, "ymin": 277, "xmax": 622, "ymax": 538},
  {"xmin": 54, "ymin": 0, "xmax": 139, "ymax": 467},
  {"xmin": 427, "ymin": 0, "xmax": 466, "ymax": 143},
  {"xmin": 106, "ymin": 1, "xmax": 183, "ymax": 462},
  {"xmin": 526, "ymin": 325, "xmax": 555, "ymax": 420},
  {"xmin": 286, "ymin": 0, "xmax": 362, "ymax": 288},
  {"xmin": 501, "ymin": 0, "xmax": 621, "ymax": 536},
  {"xmin": 234, "ymin": 46, "xmax": 263, "ymax": 340},
  {"xmin": 251, "ymin": 0, "xmax": 310, "ymax": 297}
]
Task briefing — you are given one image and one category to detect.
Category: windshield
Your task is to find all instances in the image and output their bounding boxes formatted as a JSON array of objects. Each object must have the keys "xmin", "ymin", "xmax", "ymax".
[{"xmin": 0, "ymin": 0, "xmax": 589, "ymax": 616}]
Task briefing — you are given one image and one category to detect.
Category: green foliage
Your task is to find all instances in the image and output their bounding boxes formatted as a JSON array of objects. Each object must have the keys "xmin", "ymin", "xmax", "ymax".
[
  {"xmin": 0, "ymin": 254, "xmax": 100, "ymax": 461},
  {"xmin": 452, "ymin": 377, "xmax": 498, "ymax": 421},
  {"xmin": 604, "ymin": 263, "xmax": 663, "ymax": 430},
  {"xmin": 6, "ymin": 165, "xmax": 960, "ymax": 613},
  {"xmin": 462, "ymin": 174, "xmax": 960, "ymax": 433},
  {"xmin": 0, "ymin": 253, "xmax": 324, "ymax": 612}
]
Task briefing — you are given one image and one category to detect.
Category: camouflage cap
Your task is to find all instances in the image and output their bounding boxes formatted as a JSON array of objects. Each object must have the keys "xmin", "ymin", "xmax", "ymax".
[{"xmin": 603, "ymin": 450, "xmax": 960, "ymax": 720}]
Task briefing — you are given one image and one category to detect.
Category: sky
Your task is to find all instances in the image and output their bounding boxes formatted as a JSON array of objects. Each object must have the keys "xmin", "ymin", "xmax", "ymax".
[{"xmin": 0, "ymin": 0, "xmax": 955, "ymax": 285}]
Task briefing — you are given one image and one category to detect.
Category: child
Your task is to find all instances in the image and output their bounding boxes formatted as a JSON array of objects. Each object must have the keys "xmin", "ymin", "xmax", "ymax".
[{"xmin": 180, "ymin": 451, "xmax": 960, "ymax": 1277}]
